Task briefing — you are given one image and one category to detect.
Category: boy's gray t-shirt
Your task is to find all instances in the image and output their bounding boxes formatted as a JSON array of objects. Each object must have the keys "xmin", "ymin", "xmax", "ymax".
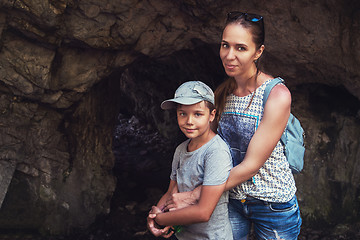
[{"xmin": 170, "ymin": 134, "xmax": 233, "ymax": 240}]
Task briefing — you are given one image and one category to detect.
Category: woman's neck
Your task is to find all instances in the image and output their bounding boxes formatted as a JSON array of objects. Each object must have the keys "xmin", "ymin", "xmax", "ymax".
[{"xmin": 234, "ymin": 68, "xmax": 259, "ymax": 96}]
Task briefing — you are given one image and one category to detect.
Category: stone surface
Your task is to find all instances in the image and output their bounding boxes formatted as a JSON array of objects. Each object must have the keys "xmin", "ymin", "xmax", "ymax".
[
  {"xmin": 0, "ymin": 159, "xmax": 16, "ymax": 207},
  {"xmin": 0, "ymin": 0, "xmax": 358, "ymax": 236}
]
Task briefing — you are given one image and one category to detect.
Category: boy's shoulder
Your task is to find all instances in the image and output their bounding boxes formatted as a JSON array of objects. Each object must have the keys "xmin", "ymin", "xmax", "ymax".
[
  {"xmin": 175, "ymin": 135, "xmax": 229, "ymax": 153},
  {"xmin": 204, "ymin": 134, "xmax": 230, "ymax": 154},
  {"xmin": 192, "ymin": 134, "xmax": 229, "ymax": 152},
  {"xmin": 175, "ymin": 138, "xmax": 190, "ymax": 152},
  {"xmin": 211, "ymin": 134, "xmax": 229, "ymax": 146},
  {"xmin": 204, "ymin": 135, "xmax": 232, "ymax": 165}
]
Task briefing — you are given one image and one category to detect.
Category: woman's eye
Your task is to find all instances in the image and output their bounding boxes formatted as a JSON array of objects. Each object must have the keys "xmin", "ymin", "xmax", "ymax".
[
  {"xmin": 237, "ymin": 46, "xmax": 246, "ymax": 51},
  {"xmin": 221, "ymin": 43, "xmax": 229, "ymax": 48}
]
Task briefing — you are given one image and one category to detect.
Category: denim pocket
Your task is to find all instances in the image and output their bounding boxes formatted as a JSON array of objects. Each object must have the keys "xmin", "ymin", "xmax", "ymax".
[
  {"xmin": 218, "ymin": 113, "xmax": 256, "ymax": 166},
  {"xmin": 268, "ymin": 199, "xmax": 297, "ymax": 212}
]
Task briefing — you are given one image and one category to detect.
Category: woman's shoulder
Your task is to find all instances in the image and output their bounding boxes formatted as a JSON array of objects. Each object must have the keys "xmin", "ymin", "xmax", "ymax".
[
  {"xmin": 264, "ymin": 78, "xmax": 292, "ymax": 111},
  {"xmin": 267, "ymin": 78, "xmax": 291, "ymax": 101},
  {"xmin": 259, "ymin": 74, "xmax": 291, "ymax": 99}
]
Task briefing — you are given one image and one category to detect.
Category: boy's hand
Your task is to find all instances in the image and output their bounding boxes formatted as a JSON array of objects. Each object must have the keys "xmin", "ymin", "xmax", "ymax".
[
  {"xmin": 163, "ymin": 186, "xmax": 202, "ymax": 212},
  {"xmin": 151, "ymin": 205, "xmax": 162, "ymax": 214},
  {"xmin": 147, "ymin": 206, "xmax": 174, "ymax": 238}
]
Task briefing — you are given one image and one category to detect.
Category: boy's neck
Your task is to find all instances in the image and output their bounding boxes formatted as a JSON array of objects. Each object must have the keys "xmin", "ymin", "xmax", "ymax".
[{"xmin": 187, "ymin": 130, "xmax": 216, "ymax": 152}]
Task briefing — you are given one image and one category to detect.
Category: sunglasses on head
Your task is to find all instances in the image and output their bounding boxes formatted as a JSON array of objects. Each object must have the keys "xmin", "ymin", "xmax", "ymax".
[{"xmin": 227, "ymin": 11, "xmax": 263, "ymax": 23}]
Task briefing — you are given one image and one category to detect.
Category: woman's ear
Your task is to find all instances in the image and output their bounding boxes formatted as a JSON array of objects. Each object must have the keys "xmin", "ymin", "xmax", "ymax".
[{"xmin": 254, "ymin": 44, "xmax": 265, "ymax": 62}]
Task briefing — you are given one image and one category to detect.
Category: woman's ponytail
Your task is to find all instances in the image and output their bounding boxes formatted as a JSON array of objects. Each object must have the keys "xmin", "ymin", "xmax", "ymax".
[{"xmin": 213, "ymin": 77, "xmax": 237, "ymax": 130}]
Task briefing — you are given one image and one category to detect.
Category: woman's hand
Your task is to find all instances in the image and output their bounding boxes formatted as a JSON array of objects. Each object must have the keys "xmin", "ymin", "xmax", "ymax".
[
  {"xmin": 147, "ymin": 206, "xmax": 173, "ymax": 238},
  {"xmin": 163, "ymin": 186, "xmax": 202, "ymax": 212}
]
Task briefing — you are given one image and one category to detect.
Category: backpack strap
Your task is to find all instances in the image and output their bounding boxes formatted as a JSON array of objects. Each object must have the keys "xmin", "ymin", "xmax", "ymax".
[
  {"xmin": 262, "ymin": 77, "xmax": 287, "ymax": 145},
  {"xmin": 262, "ymin": 77, "xmax": 285, "ymax": 107},
  {"xmin": 263, "ymin": 77, "xmax": 305, "ymax": 174}
]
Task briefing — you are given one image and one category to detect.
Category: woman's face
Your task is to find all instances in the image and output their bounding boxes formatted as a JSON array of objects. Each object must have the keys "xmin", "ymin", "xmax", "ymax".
[{"xmin": 219, "ymin": 23, "xmax": 263, "ymax": 79}]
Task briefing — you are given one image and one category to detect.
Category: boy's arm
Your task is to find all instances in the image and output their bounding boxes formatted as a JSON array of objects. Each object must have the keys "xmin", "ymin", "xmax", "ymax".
[
  {"xmin": 147, "ymin": 180, "xmax": 178, "ymax": 237},
  {"xmin": 154, "ymin": 183, "xmax": 226, "ymax": 226}
]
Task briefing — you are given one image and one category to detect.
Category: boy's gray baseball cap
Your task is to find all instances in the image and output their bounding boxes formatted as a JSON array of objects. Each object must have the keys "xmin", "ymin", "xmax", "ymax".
[{"xmin": 161, "ymin": 81, "xmax": 215, "ymax": 110}]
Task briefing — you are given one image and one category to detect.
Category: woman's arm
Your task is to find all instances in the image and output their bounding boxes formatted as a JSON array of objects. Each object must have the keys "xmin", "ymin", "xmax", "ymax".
[
  {"xmin": 162, "ymin": 185, "xmax": 201, "ymax": 212},
  {"xmin": 156, "ymin": 180, "xmax": 178, "ymax": 209},
  {"xmin": 161, "ymin": 84, "xmax": 291, "ymax": 208},
  {"xmin": 225, "ymin": 84, "xmax": 291, "ymax": 190},
  {"xmin": 155, "ymin": 183, "xmax": 226, "ymax": 226}
]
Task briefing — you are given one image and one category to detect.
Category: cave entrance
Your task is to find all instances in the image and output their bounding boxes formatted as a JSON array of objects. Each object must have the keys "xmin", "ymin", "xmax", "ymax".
[{"xmin": 101, "ymin": 41, "xmax": 226, "ymax": 239}]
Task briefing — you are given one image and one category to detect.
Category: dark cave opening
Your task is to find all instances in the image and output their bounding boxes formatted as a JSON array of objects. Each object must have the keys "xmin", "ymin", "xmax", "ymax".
[{"xmin": 108, "ymin": 42, "xmax": 226, "ymax": 239}]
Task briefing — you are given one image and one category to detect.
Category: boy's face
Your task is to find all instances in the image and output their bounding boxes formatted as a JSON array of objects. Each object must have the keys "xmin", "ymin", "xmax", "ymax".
[{"xmin": 176, "ymin": 101, "xmax": 216, "ymax": 141}]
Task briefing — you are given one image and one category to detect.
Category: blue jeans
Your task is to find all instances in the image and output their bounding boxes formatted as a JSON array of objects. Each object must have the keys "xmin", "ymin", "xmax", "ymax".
[{"xmin": 228, "ymin": 195, "xmax": 302, "ymax": 240}]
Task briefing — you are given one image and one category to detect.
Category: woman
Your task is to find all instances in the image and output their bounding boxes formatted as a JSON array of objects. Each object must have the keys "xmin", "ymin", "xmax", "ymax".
[{"xmin": 163, "ymin": 11, "xmax": 302, "ymax": 239}]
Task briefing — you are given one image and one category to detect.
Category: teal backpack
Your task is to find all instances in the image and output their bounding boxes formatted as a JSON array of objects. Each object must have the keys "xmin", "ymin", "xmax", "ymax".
[{"xmin": 263, "ymin": 78, "xmax": 305, "ymax": 174}]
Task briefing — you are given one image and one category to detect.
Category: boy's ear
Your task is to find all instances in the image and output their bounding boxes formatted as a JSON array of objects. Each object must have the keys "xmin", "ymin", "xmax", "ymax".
[{"xmin": 209, "ymin": 109, "xmax": 216, "ymax": 122}]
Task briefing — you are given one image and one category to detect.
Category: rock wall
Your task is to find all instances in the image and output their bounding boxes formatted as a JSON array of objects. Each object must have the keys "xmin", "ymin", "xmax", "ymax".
[{"xmin": 0, "ymin": 0, "xmax": 359, "ymax": 235}]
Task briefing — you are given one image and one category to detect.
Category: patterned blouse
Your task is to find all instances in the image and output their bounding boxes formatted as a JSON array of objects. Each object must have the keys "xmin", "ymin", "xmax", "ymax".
[{"xmin": 218, "ymin": 79, "xmax": 296, "ymax": 203}]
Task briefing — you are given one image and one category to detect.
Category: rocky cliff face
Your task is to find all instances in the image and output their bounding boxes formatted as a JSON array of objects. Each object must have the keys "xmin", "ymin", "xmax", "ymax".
[{"xmin": 0, "ymin": 0, "xmax": 359, "ymax": 235}]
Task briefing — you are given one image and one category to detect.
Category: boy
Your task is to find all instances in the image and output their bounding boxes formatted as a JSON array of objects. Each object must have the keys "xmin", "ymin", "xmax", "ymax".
[{"xmin": 147, "ymin": 81, "xmax": 233, "ymax": 239}]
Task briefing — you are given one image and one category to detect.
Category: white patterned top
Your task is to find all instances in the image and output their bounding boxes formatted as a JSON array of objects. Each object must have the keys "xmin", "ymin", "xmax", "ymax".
[{"xmin": 218, "ymin": 78, "xmax": 296, "ymax": 203}]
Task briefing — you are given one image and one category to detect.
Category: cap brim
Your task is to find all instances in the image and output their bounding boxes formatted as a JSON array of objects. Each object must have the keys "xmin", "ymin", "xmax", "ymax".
[{"xmin": 160, "ymin": 98, "xmax": 204, "ymax": 110}]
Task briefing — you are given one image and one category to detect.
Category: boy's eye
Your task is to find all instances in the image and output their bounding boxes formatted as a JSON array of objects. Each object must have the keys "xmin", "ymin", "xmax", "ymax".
[{"xmin": 195, "ymin": 113, "xmax": 203, "ymax": 117}]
